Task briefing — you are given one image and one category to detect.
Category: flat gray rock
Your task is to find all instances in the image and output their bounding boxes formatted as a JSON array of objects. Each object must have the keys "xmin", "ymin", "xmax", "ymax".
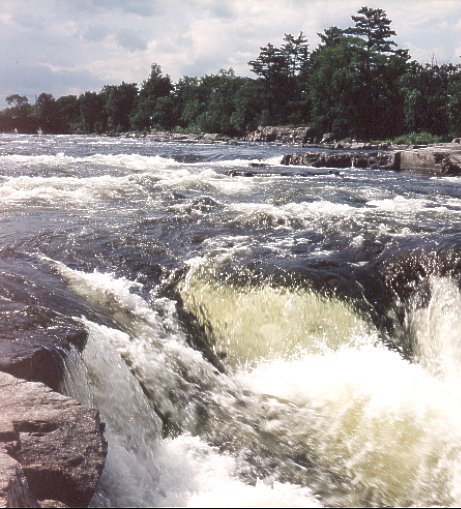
[
  {"xmin": 281, "ymin": 143, "xmax": 461, "ymax": 176},
  {"xmin": 0, "ymin": 372, "xmax": 107, "ymax": 508}
]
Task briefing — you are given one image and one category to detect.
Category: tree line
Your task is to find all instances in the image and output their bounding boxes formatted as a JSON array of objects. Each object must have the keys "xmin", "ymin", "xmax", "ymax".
[{"xmin": 2, "ymin": 6, "xmax": 461, "ymax": 141}]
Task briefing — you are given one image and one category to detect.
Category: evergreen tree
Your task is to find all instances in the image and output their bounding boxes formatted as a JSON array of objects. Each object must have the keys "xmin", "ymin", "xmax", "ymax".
[
  {"xmin": 317, "ymin": 26, "xmax": 344, "ymax": 47},
  {"xmin": 346, "ymin": 6, "xmax": 397, "ymax": 54},
  {"xmin": 248, "ymin": 33, "xmax": 309, "ymax": 124},
  {"xmin": 2, "ymin": 95, "xmax": 36, "ymax": 133},
  {"xmin": 55, "ymin": 95, "xmax": 79, "ymax": 133},
  {"xmin": 78, "ymin": 91, "xmax": 107, "ymax": 133},
  {"xmin": 103, "ymin": 82, "xmax": 138, "ymax": 133},
  {"xmin": 130, "ymin": 64, "xmax": 173, "ymax": 131},
  {"xmin": 309, "ymin": 6, "xmax": 407, "ymax": 139},
  {"xmin": 35, "ymin": 93, "xmax": 58, "ymax": 133}
]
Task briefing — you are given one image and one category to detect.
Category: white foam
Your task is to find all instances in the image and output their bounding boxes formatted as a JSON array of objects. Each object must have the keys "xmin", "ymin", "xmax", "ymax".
[
  {"xmin": 239, "ymin": 340, "xmax": 461, "ymax": 507},
  {"xmin": 162, "ymin": 434, "xmax": 321, "ymax": 508},
  {"xmin": 52, "ymin": 258, "xmax": 461, "ymax": 507},
  {"xmin": 58, "ymin": 272, "xmax": 322, "ymax": 507},
  {"xmin": 0, "ymin": 174, "xmax": 147, "ymax": 206},
  {"xmin": 366, "ymin": 196, "xmax": 433, "ymax": 211},
  {"xmin": 411, "ymin": 276, "xmax": 461, "ymax": 381},
  {"xmin": 0, "ymin": 153, "xmax": 178, "ymax": 170},
  {"xmin": 228, "ymin": 200, "xmax": 357, "ymax": 230},
  {"xmin": 47, "ymin": 259, "xmax": 173, "ymax": 336}
]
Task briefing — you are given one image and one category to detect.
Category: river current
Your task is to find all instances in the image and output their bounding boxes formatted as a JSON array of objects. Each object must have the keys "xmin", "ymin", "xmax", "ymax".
[{"xmin": 2, "ymin": 133, "xmax": 461, "ymax": 507}]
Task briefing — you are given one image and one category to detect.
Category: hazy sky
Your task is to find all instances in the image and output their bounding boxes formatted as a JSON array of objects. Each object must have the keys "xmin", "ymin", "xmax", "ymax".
[{"xmin": 1, "ymin": 0, "xmax": 461, "ymax": 107}]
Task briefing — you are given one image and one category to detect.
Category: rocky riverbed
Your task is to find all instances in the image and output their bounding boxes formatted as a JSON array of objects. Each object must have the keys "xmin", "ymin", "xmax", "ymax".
[
  {"xmin": 0, "ymin": 372, "xmax": 107, "ymax": 508},
  {"xmin": 281, "ymin": 143, "xmax": 461, "ymax": 176},
  {"xmin": 0, "ymin": 321, "xmax": 107, "ymax": 509}
]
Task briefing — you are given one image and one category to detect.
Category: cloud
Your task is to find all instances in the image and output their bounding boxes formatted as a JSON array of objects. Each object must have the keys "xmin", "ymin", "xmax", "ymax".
[
  {"xmin": 0, "ymin": 62, "xmax": 105, "ymax": 108},
  {"xmin": 2, "ymin": 0, "xmax": 461, "ymax": 108},
  {"xmin": 115, "ymin": 29, "xmax": 149, "ymax": 52}
]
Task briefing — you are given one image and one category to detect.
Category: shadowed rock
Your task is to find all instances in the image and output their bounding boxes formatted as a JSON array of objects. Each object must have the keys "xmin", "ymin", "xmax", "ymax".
[
  {"xmin": 246, "ymin": 125, "xmax": 318, "ymax": 144},
  {"xmin": 0, "ymin": 372, "xmax": 107, "ymax": 508},
  {"xmin": 281, "ymin": 144, "xmax": 461, "ymax": 175},
  {"xmin": 398, "ymin": 146, "xmax": 461, "ymax": 175},
  {"xmin": 280, "ymin": 151, "xmax": 396, "ymax": 169},
  {"xmin": 0, "ymin": 452, "xmax": 39, "ymax": 508}
]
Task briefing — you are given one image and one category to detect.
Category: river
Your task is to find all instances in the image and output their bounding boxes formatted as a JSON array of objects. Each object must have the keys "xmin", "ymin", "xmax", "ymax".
[{"xmin": 1, "ymin": 133, "xmax": 461, "ymax": 507}]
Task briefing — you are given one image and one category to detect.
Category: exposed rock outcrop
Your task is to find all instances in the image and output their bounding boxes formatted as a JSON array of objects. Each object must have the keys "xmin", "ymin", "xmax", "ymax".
[
  {"xmin": 0, "ymin": 453, "xmax": 39, "ymax": 508},
  {"xmin": 398, "ymin": 146, "xmax": 461, "ymax": 175},
  {"xmin": 280, "ymin": 151, "xmax": 397, "ymax": 170},
  {"xmin": 0, "ymin": 371, "xmax": 107, "ymax": 508},
  {"xmin": 246, "ymin": 126, "xmax": 317, "ymax": 144},
  {"xmin": 280, "ymin": 145, "xmax": 461, "ymax": 176}
]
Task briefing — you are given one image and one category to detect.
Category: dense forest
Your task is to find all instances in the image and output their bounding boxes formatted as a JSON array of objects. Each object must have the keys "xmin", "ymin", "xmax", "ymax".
[{"xmin": 2, "ymin": 6, "xmax": 461, "ymax": 142}]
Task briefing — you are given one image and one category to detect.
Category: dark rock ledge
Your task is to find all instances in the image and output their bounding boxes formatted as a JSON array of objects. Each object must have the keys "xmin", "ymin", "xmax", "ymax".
[
  {"xmin": 281, "ymin": 150, "xmax": 396, "ymax": 170},
  {"xmin": 0, "ymin": 371, "xmax": 107, "ymax": 508},
  {"xmin": 281, "ymin": 144, "xmax": 461, "ymax": 176}
]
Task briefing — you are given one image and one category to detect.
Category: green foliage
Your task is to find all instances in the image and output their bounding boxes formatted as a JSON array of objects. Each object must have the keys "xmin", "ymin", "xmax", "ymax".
[
  {"xmin": 55, "ymin": 95, "xmax": 79, "ymax": 133},
  {"xmin": 130, "ymin": 64, "xmax": 174, "ymax": 131},
  {"xmin": 248, "ymin": 32, "xmax": 310, "ymax": 124},
  {"xmin": 1, "ymin": 95, "xmax": 36, "ymax": 133},
  {"xmin": 309, "ymin": 6, "xmax": 408, "ymax": 140},
  {"xmin": 310, "ymin": 37, "xmax": 366, "ymax": 138},
  {"xmin": 104, "ymin": 82, "xmax": 138, "ymax": 133},
  {"xmin": 317, "ymin": 26, "xmax": 344, "ymax": 47},
  {"xmin": 140, "ymin": 64, "xmax": 173, "ymax": 99},
  {"xmin": 389, "ymin": 131, "xmax": 447, "ymax": 145},
  {"xmin": 448, "ymin": 71, "xmax": 461, "ymax": 136},
  {"xmin": 346, "ymin": 6, "xmax": 397, "ymax": 54},
  {"xmin": 400, "ymin": 61, "xmax": 457, "ymax": 137},
  {"xmin": 35, "ymin": 93, "xmax": 59, "ymax": 133},
  {"xmin": 6, "ymin": 94, "xmax": 29, "ymax": 107},
  {"xmin": 3, "ymin": 5, "xmax": 461, "ymax": 141},
  {"xmin": 78, "ymin": 91, "xmax": 107, "ymax": 133}
]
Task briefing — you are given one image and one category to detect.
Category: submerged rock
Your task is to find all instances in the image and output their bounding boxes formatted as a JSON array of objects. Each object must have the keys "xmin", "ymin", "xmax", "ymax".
[{"xmin": 0, "ymin": 371, "xmax": 107, "ymax": 508}]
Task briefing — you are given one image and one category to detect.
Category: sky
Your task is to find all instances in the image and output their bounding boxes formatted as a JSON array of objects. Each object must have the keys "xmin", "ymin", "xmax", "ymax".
[{"xmin": 1, "ymin": 0, "xmax": 461, "ymax": 108}]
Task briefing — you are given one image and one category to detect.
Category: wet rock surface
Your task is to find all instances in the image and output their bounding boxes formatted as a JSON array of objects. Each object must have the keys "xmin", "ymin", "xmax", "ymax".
[
  {"xmin": 397, "ymin": 145, "xmax": 461, "ymax": 175},
  {"xmin": 0, "ymin": 371, "xmax": 107, "ymax": 508},
  {"xmin": 245, "ymin": 125, "xmax": 317, "ymax": 143},
  {"xmin": 280, "ymin": 144, "xmax": 461, "ymax": 176},
  {"xmin": 280, "ymin": 150, "xmax": 397, "ymax": 170}
]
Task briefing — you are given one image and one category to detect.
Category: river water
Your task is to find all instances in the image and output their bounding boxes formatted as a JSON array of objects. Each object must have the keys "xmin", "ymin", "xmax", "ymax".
[{"xmin": 2, "ymin": 133, "xmax": 461, "ymax": 507}]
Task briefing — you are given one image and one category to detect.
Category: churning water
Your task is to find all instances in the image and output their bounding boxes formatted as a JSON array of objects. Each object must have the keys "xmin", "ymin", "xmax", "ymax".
[{"xmin": 2, "ymin": 133, "xmax": 461, "ymax": 507}]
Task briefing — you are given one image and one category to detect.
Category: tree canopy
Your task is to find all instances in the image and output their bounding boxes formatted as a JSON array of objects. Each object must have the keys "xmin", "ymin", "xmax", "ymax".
[{"xmin": 2, "ymin": 6, "xmax": 461, "ymax": 141}]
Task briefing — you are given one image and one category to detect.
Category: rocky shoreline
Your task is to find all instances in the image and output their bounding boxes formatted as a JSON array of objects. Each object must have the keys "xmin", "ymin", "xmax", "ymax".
[
  {"xmin": 280, "ymin": 144, "xmax": 461, "ymax": 176},
  {"xmin": 0, "ymin": 372, "xmax": 107, "ymax": 508},
  {"xmin": 0, "ymin": 331, "xmax": 107, "ymax": 507},
  {"xmin": 2, "ymin": 127, "xmax": 460, "ymax": 508},
  {"xmin": 122, "ymin": 127, "xmax": 461, "ymax": 176}
]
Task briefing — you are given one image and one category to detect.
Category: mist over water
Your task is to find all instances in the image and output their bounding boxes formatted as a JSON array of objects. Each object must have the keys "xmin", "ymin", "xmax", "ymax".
[{"xmin": 2, "ymin": 133, "xmax": 461, "ymax": 507}]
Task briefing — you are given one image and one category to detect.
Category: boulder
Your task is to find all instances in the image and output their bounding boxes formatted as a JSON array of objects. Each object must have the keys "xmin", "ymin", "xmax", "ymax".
[
  {"xmin": 0, "ymin": 325, "xmax": 87, "ymax": 392},
  {"xmin": 280, "ymin": 145, "xmax": 461, "ymax": 175},
  {"xmin": 280, "ymin": 151, "xmax": 396, "ymax": 170},
  {"xmin": 0, "ymin": 452, "xmax": 39, "ymax": 508},
  {"xmin": 398, "ymin": 147, "xmax": 461, "ymax": 175},
  {"xmin": 0, "ymin": 371, "xmax": 107, "ymax": 508},
  {"xmin": 246, "ymin": 125, "xmax": 317, "ymax": 144},
  {"xmin": 320, "ymin": 132, "xmax": 335, "ymax": 144}
]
